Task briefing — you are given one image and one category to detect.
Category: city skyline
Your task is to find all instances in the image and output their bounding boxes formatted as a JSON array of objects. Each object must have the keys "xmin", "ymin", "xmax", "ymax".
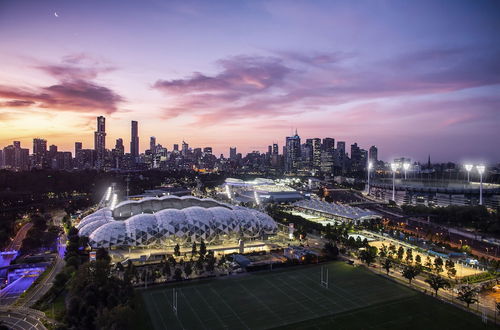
[{"xmin": 1, "ymin": 0, "xmax": 500, "ymax": 162}]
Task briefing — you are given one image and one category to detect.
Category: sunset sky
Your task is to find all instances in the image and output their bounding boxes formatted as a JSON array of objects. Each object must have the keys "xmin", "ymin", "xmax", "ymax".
[{"xmin": 1, "ymin": 0, "xmax": 499, "ymax": 163}]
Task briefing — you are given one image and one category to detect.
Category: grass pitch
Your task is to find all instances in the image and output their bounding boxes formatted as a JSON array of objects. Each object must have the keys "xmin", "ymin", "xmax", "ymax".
[{"xmin": 139, "ymin": 262, "xmax": 495, "ymax": 329}]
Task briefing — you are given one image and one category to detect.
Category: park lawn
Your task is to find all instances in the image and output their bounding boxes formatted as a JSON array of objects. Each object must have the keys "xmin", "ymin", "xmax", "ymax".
[{"xmin": 138, "ymin": 262, "xmax": 495, "ymax": 330}]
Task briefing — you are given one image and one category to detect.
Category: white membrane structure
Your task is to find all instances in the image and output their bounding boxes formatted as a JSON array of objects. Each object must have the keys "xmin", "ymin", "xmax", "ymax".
[{"xmin": 77, "ymin": 196, "xmax": 277, "ymax": 248}]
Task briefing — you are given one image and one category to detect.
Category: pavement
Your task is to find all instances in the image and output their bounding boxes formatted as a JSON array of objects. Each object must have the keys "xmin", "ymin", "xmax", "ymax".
[{"xmin": 0, "ymin": 306, "xmax": 47, "ymax": 329}]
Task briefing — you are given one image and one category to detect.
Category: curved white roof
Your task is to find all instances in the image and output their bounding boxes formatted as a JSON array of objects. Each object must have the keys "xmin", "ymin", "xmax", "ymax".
[{"xmin": 78, "ymin": 196, "xmax": 277, "ymax": 248}]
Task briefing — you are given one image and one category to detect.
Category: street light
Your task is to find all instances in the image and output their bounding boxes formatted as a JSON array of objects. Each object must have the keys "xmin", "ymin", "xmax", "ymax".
[
  {"xmin": 367, "ymin": 162, "xmax": 373, "ymax": 195},
  {"xmin": 403, "ymin": 163, "xmax": 410, "ymax": 180},
  {"xmin": 476, "ymin": 165, "xmax": 485, "ymax": 205},
  {"xmin": 464, "ymin": 164, "xmax": 473, "ymax": 182},
  {"xmin": 390, "ymin": 163, "xmax": 399, "ymax": 202}
]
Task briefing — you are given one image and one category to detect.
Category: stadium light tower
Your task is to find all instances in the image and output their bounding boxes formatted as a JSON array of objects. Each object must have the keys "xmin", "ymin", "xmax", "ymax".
[
  {"xmin": 367, "ymin": 162, "xmax": 373, "ymax": 195},
  {"xmin": 476, "ymin": 165, "xmax": 485, "ymax": 205},
  {"xmin": 464, "ymin": 164, "xmax": 473, "ymax": 182},
  {"xmin": 391, "ymin": 163, "xmax": 399, "ymax": 202},
  {"xmin": 403, "ymin": 163, "xmax": 410, "ymax": 180}
]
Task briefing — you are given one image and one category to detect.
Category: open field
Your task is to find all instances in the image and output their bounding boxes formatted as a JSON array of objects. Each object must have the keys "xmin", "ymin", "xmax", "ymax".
[{"xmin": 139, "ymin": 262, "xmax": 494, "ymax": 330}]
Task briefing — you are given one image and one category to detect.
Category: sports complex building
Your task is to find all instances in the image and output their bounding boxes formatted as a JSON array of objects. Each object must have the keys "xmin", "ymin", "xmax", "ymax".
[
  {"xmin": 292, "ymin": 199, "xmax": 381, "ymax": 225},
  {"xmin": 77, "ymin": 195, "xmax": 278, "ymax": 249},
  {"xmin": 369, "ymin": 179, "xmax": 500, "ymax": 208},
  {"xmin": 223, "ymin": 178, "xmax": 306, "ymax": 204}
]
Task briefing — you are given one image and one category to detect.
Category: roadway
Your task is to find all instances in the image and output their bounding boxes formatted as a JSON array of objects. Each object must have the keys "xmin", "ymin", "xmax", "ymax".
[
  {"xmin": 0, "ymin": 306, "xmax": 47, "ymax": 329},
  {"xmin": 5, "ymin": 222, "xmax": 33, "ymax": 252}
]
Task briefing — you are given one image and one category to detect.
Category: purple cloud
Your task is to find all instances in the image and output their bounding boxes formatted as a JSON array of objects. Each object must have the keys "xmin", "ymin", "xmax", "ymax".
[{"xmin": 0, "ymin": 55, "xmax": 123, "ymax": 113}]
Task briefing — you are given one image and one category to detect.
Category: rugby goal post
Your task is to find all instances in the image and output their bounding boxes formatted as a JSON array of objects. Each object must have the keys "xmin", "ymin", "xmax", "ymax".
[{"xmin": 320, "ymin": 266, "xmax": 329, "ymax": 289}]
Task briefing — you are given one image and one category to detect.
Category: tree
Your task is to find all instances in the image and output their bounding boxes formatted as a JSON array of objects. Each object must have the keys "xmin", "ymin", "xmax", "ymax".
[
  {"xmin": 382, "ymin": 258, "xmax": 392, "ymax": 275},
  {"xmin": 199, "ymin": 239, "xmax": 207, "ymax": 257},
  {"xmin": 173, "ymin": 268, "xmax": 183, "ymax": 281},
  {"xmin": 415, "ymin": 255, "xmax": 422, "ymax": 265},
  {"xmin": 405, "ymin": 248, "xmax": 413, "ymax": 264},
  {"xmin": 445, "ymin": 259, "xmax": 456, "ymax": 278},
  {"xmin": 389, "ymin": 244, "xmax": 397, "ymax": 257},
  {"xmin": 425, "ymin": 274, "xmax": 450, "ymax": 296},
  {"xmin": 457, "ymin": 285, "xmax": 478, "ymax": 308},
  {"xmin": 195, "ymin": 257, "xmax": 204, "ymax": 272},
  {"xmin": 397, "ymin": 246, "xmax": 404, "ymax": 262},
  {"xmin": 323, "ymin": 242, "xmax": 339, "ymax": 259},
  {"xmin": 184, "ymin": 262, "xmax": 193, "ymax": 278},
  {"xmin": 359, "ymin": 247, "xmax": 378, "ymax": 266},
  {"xmin": 168, "ymin": 255, "xmax": 177, "ymax": 267},
  {"xmin": 402, "ymin": 265, "xmax": 421, "ymax": 285},
  {"xmin": 162, "ymin": 260, "xmax": 171, "ymax": 278},
  {"xmin": 425, "ymin": 256, "xmax": 433, "ymax": 269},
  {"xmin": 191, "ymin": 242, "xmax": 197, "ymax": 256},
  {"xmin": 434, "ymin": 257, "xmax": 444, "ymax": 274},
  {"xmin": 379, "ymin": 244, "xmax": 388, "ymax": 259},
  {"xmin": 174, "ymin": 244, "xmax": 180, "ymax": 257}
]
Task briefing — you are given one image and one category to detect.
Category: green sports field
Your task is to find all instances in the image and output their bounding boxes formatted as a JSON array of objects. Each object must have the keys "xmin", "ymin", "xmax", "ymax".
[{"xmin": 138, "ymin": 262, "xmax": 495, "ymax": 330}]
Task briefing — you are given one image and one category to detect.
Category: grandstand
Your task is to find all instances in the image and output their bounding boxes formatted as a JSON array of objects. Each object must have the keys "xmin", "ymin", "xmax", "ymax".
[{"xmin": 293, "ymin": 199, "xmax": 381, "ymax": 224}]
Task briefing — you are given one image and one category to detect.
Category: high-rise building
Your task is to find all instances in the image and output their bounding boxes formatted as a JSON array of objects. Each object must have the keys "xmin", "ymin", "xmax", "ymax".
[
  {"xmin": 182, "ymin": 141, "xmax": 189, "ymax": 156},
  {"xmin": 285, "ymin": 130, "xmax": 301, "ymax": 172},
  {"xmin": 75, "ymin": 142, "xmax": 82, "ymax": 155},
  {"xmin": 130, "ymin": 120, "xmax": 139, "ymax": 159},
  {"xmin": 369, "ymin": 145, "xmax": 378, "ymax": 163},
  {"xmin": 312, "ymin": 138, "xmax": 321, "ymax": 170},
  {"xmin": 48, "ymin": 145, "xmax": 58, "ymax": 158},
  {"xmin": 335, "ymin": 141, "xmax": 346, "ymax": 173},
  {"xmin": 173, "ymin": 144, "xmax": 179, "ymax": 152},
  {"xmin": 272, "ymin": 143, "xmax": 278, "ymax": 155},
  {"xmin": 33, "ymin": 138, "xmax": 47, "ymax": 168},
  {"xmin": 94, "ymin": 116, "xmax": 106, "ymax": 168},
  {"xmin": 112, "ymin": 138, "xmax": 125, "ymax": 169},
  {"xmin": 3, "ymin": 141, "xmax": 29, "ymax": 171},
  {"xmin": 229, "ymin": 147, "xmax": 237, "ymax": 159},
  {"xmin": 322, "ymin": 138, "xmax": 335, "ymax": 151},
  {"xmin": 150, "ymin": 136, "xmax": 156, "ymax": 154},
  {"xmin": 203, "ymin": 147, "xmax": 212, "ymax": 155},
  {"xmin": 320, "ymin": 138, "xmax": 335, "ymax": 174},
  {"xmin": 33, "ymin": 138, "xmax": 47, "ymax": 155}
]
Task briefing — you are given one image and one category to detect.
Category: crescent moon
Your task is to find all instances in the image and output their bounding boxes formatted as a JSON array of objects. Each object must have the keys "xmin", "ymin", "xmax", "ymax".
[{"xmin": 54, "ymin": 12, "xmax": 59, "ymax": 17}]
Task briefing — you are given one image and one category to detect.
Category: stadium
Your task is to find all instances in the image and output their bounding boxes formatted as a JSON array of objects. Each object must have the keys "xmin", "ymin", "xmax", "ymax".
[
  {"xmin": 223, "ymin": 177, "xmax": 306, "ymax": 203},
  {"xmin": 369, "ymin": 179, "xmax": 500, "ymax": 208},
  {"xmin": 77, "ymin": 196, "xmax": 278, "ymax": 248}
]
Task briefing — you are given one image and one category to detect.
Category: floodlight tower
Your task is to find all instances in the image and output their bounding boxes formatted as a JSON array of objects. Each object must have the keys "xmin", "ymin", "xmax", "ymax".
[
  {"xmin": 464, "ymin": 164, "xmax": 473, "ymax": 182},
  {"xmin": 476, "ymin": 165, "xmax": 485, "ymax": 205},
  {"xmin": 403, "ymin": 163, "xmax": 410, "ymax": 180},
  {"xmin": 391, "ymin": 163, "xmax": 399, "ymax": 202},
  {"xmin": 367, "ymin": 162, "xmax": 373, "ymax": 195}
]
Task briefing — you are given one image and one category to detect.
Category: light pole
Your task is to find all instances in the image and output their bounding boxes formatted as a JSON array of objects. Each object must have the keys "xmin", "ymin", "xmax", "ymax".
[
  {"xmin": 464, "ymin": 164, "xmax": 473, "ymax": 182},
  {"xmin": 403, "ymin": 162, "xmax": 410, "ymax": 180},
  {"xmin": 391, "ymin": 163, "xmax": 399, "ymax": 202},
  {"xmin": 476, "ymin": 165, "xmax": 485, "ymax": 205},
  {"xmin": 367, "ymin": 161, "xmax": 373, "ymax": 195}
]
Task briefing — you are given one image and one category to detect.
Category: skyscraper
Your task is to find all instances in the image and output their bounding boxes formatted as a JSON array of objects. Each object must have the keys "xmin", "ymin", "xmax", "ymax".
[
  {"xmin": 312, "ymin": 138, "xmax": 321, "ymax": 170},
  {"xmin": 285, "ymin": 130, "xmax": 301, "ymax": 172},
  {"xmin": 33, "ymin": 138, "xmax": 47, "ymax": 168},
  {"xmin": 94, "ymin": 116, "xmax": 106, "ymax": 168},
  {"xmin": 150, "ymin": 136, "xmax": 156, "ymax": 154},
  {"xmin": 130, "ymin": 120, "xmax": 139, "ymax": 159},
  {"xmin": 229, "ymin": 147, "xmax": 237, "ymax": 159},
  {"xmin": 369, "ymin": 145, "xmax": 378, "ymax": 163},
  {"xmin": 75, "ymin": 142, "xmax": 82, "ymax": 155},
  {"xmin": 182, "ymin": 141, "xmax": 189, "ymax": 156}
]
